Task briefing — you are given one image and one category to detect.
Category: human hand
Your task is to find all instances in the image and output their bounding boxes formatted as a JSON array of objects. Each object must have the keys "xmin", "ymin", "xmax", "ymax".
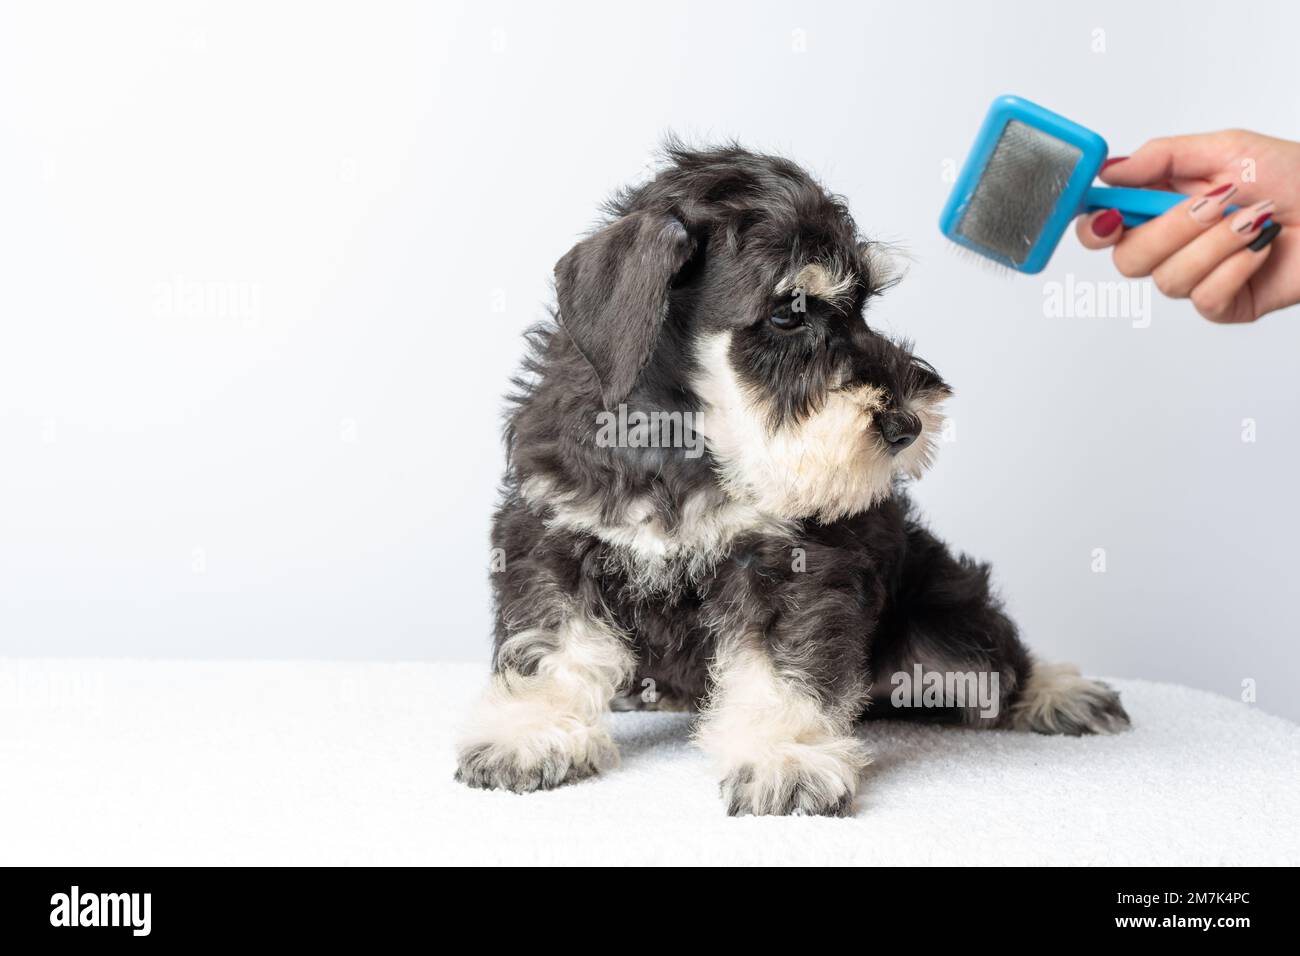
[{"xmin": 1075, "ymin": 130, "xmax": 1298, "ymax": 323}]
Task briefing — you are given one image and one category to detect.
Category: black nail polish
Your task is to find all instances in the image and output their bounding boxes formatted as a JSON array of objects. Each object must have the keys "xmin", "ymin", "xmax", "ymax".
[{"xmin": 1248, "ymin": 222, "xmax": 1282, "ymax": 252}]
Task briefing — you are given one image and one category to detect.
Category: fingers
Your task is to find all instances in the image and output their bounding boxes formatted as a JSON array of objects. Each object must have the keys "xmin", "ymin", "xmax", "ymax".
[
  {"xmin": 1075, "ymin": 208, "xmax": 1125, "ymax": 249},
  {"xmin": 1189, "ymin": 230, "xmax": 1280, "ymax": 324},
  {"xmin": 1111, "ymin": 182, "xmax": 1240, "ymax": 278},
  {"xmin": 1074, "ymin": 131, "xmax": 1290, "ymax": 324},
  {"xmin": 1151, "ymin": 202, "xmax": 1276, "ymax": 298},
  {"xmin": 1099, "ymin": 133, "xmax": 1239, "ymax": 188}
]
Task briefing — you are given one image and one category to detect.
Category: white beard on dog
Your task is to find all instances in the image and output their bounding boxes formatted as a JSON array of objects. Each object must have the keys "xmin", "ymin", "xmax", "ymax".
[{"xmin": 692, "ymin": 331, "xmax": 944, "ymax": 523}]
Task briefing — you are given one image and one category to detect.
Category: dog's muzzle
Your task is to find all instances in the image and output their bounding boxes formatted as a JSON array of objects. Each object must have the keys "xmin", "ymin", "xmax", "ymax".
[{"xmin": 878, "ymin": 409, "xmax": 921, "ymax": 454}]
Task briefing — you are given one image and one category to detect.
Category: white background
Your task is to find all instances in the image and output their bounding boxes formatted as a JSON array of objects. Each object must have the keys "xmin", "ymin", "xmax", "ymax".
[{"xmin": 2, "ymin": 0, "xmax": 1298, "ymax": 719}]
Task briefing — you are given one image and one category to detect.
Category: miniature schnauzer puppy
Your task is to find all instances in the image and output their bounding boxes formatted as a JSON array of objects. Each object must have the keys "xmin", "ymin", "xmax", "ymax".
[{"xmin": 455, "ymin": 143, "xmax": 1129, "ymax": 816}]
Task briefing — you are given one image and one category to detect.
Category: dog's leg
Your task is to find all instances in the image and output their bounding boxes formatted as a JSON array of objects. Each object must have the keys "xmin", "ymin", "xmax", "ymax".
[
  {"xmin": 455, "ymin": 609, "xmax": 635, "ymax": 793},
  {"xmin": 696, "ymin": 636, "xmax": 871, "ymax": 817},
  {"xmin": 869, "ymin": 522, "xmax": 1129, "ymax": 734}
]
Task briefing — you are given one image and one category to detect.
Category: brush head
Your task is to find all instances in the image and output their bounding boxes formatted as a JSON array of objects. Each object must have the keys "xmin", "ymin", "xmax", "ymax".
[
  {"xmin": 940, "ymin": 96, "xmax": 1108, "ymax": 274},
  {"xmin": 955, "ymin": 120, "xmax": 1080, "ymax": 265}
]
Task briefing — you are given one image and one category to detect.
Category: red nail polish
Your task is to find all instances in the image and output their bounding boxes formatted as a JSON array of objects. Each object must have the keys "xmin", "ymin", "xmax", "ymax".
[
  {"xmin": 1101, "ymin": 157, "xmax": 1128, "ymax": 170},
  {"xmin": 1091, "ymin": 208, "xmax": 1123, "ymax": 237},
  {"xmin": 1205, "ymin": 183, "xmax": 1233, "ymax": 197},
  {"xmin": 1255, "ymin": 213, "xmax": 1273, "ymax": 231}
]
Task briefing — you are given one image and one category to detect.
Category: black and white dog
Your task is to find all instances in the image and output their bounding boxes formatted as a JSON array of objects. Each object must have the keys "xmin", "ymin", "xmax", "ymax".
[{"xmin": 456, "ymin": 144, "xmax": 1129, "ymax": 816}]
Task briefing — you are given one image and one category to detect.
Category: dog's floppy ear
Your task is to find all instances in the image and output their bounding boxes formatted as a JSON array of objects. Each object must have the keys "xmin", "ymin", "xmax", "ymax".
[{"xmin": 555, "ymin": 210, "xmax": 695, "ymax": 408}]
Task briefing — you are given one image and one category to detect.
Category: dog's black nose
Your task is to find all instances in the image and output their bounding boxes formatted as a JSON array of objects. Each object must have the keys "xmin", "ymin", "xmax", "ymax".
[{"xmin": 879, "ymin": 411, "xmax": 921, "ymax": 453}]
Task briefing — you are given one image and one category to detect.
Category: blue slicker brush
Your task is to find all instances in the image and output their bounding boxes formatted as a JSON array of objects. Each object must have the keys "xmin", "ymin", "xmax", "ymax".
[{"xmin": 939, "ymin": 95, "xmax": 1239, "ymax": 274}]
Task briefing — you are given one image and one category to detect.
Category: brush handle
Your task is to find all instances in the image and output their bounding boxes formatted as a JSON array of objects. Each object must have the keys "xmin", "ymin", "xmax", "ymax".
[{"xmin": 1084, "ymin": 186, "xmax": 1240, "ymax": 228}]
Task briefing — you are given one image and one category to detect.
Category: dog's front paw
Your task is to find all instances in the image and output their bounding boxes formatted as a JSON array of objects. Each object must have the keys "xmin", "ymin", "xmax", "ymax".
[
  {"xmin": 455, "ymin": 724, "xmax": 618, "ymax": 793},
  {"xmin": 454, "ymin": 738, "xmax": 602, "ymax": 793},
  {"xmin": 1012, "ymin": 662, "xmax": 1131, "ymax": 736},
  {"xmin": 718, "ymin": 737, "xmax": 869, "ymax": 817},
  {"xmin": 455, "ymin": 679, "xmax": 620, "ymax": 793}
]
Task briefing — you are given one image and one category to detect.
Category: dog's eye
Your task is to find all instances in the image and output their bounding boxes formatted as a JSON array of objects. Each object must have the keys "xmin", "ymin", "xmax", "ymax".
[{"xmin": 770, "ymin": 305, "xmax": 804, "ymax": 330}]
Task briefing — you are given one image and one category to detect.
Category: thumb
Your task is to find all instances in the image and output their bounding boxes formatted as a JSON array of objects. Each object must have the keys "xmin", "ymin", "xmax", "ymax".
[{"xmin": 1100, "ymin": 133, "xmax": 1236, "ymax": 187}]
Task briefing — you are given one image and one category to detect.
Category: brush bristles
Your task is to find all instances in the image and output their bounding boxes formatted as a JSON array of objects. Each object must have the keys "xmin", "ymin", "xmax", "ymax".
[
  {"xmin": 954, "ymin": 120, "xmax": 1080, "ymax": 268},
  {"xmin": 942, "ymin": 238, "xmax": 1015, "ymax": 278}
]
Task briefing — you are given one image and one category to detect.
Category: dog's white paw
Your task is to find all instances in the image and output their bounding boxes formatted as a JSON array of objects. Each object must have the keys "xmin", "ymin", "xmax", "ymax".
[
  {"xmin": 1011, "ymin": 662, "xmax": 1130, "ymax": 736},
  {"xmin": 455, "ymin": 721, "xmax": 618, "ymax": 793},
  {"xmin": 455, "ymin": 732, "xmax": 616, "ymax": 793},
  {"xmin": 455, "ymin": 682, "xmax": 619, "ymax": 793},
  {"xmin": 719, "ymin": 736, "xmax": 869, "ymax": 817}
]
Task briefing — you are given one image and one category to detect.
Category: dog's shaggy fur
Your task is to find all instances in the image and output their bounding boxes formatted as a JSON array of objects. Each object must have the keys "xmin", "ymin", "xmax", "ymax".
[{"xmin": 455, "ymin": 143, "xmax": 1129, "ymax": 815}]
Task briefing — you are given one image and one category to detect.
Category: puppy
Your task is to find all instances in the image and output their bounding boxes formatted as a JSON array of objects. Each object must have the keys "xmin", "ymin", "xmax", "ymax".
[{"xmin": 456, "ymin": 143, "xmax": 1129, "ymax": 816}]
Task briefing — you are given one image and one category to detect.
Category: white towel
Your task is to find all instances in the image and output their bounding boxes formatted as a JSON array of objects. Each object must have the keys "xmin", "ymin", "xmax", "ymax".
[{"xmin": 1, "ymin": 659, "xmax": 1295, "ymax": 865}]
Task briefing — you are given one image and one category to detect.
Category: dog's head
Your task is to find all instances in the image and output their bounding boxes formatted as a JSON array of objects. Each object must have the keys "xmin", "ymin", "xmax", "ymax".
[{"xmin": 553, "ymin": 143, "xmax": 950, "ymax": 524}]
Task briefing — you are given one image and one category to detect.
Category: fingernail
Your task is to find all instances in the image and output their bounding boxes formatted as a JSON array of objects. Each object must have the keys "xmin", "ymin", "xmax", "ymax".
[
  {"xmin": 1189, "ymin": 183, "xmax": 1239, "ymax": 224},
  {"xmin": 1231, "ymin": 200, "xmax": 1275, "ymax": 234},
  {"xmin": 1091, "ymin": 208, "xmax": 1123, "ymax": 237},
  {"xmin": 1248, "ymin": 221, "xmax": 1282, "ymax": 252},
  {"xmin": 1101, "ymin": 156, "xmax": 1128, "ymax": 170}
]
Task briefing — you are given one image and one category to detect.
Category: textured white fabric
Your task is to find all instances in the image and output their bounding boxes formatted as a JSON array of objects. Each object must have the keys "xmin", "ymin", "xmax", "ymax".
[{"xmin": 1, "ymin": 659, "xmax": 1296, "ymax": 866}]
